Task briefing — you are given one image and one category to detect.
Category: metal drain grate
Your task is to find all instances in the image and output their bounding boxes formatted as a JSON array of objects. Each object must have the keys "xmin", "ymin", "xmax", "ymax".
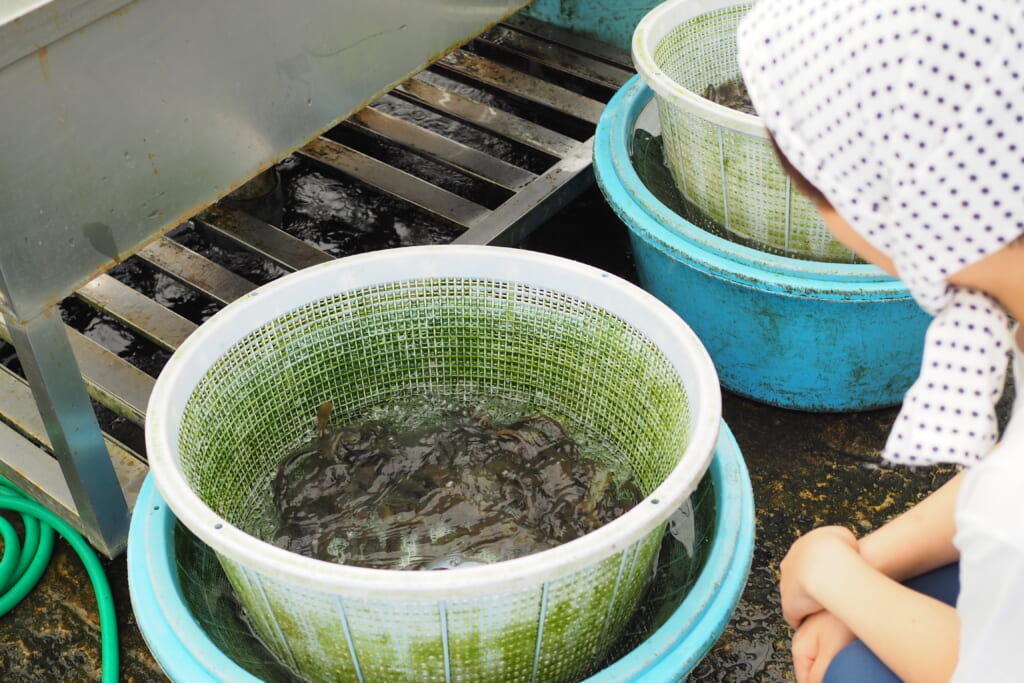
[{"xmin": 0, "ymin": 15, "xmax": 633, "ymax": 556}]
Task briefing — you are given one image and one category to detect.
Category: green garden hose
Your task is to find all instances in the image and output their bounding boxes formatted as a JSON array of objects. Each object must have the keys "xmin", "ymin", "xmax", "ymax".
[{"xmin": 0, "ymin": 474, "xmax": 119, "ymax": 682}]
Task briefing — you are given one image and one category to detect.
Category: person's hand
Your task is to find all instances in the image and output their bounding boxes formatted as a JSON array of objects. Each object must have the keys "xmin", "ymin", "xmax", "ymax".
[
  {"xmin": 791, "ymin": 610, "xmax": 857, "ymax": 683},
  {"xmin": 779, "ymin": 525, "xmax": 860, "ymax": 628}
]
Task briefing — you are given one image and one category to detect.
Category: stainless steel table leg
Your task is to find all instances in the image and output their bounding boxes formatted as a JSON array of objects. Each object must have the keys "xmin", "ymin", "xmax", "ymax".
[{"xmin": 2, "ymin": 307, "xmax": 129, "ymax": 556}]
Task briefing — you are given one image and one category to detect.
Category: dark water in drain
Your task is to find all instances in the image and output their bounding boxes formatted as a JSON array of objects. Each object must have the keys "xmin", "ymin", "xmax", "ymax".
[{"xmin": 268, "ymin": 405, "xmax": 640, "ymax": 570}]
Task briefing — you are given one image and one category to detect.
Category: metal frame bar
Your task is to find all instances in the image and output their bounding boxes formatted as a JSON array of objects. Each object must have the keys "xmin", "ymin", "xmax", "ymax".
[
  {"xmin": 434, "ymin": 50, "xmax": 607, "ymax": 124},
  {"xmin": 298, "ymin": 137, "xmax": 493, "ymax": 229},
  {"xmin": 475, "ymin": 25, "xmax": 633, "ymax": 90},
  {"xmin": 1, "ymin": 309, "xmax": 130, "ymax": 557},
  {"xmin": 194, "ymin": 205, "xmax": 333, "ymax": 272},
  {"xmin": 137, "ymin": 237, "xmax": 256, "ymax": 305},
  {"xmin": 394, "ymin": 77, "xmax": 579, "ymax": 158},
  {"xmin": 454, "ymin": 137, "xmax": 596, "ymax": 246},
  {"xmin": 348, "ymin": 107, "xmax": 537, "ymax": 192}
]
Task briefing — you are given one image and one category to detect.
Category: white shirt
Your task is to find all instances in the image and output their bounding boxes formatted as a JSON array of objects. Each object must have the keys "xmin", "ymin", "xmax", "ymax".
[{"xmin": 953, "ymin": 340, "xmax": 1024, "ymax": 682}]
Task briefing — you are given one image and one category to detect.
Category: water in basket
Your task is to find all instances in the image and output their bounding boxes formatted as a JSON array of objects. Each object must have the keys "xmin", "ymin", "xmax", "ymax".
[{"xmin": 265, "ymin": 400, "xmax": 642, "ymax": 571}]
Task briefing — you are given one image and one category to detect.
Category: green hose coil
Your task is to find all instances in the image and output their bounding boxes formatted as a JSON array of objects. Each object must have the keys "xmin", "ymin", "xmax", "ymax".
[{"xmin": 0, "ymin": 474, "xmax": 119, "ymax": 682}]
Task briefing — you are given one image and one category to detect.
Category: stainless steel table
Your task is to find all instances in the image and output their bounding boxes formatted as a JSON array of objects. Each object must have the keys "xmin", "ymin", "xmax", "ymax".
[
  {"xmin": 0, "ymin": 0, "xmax": 539, "ymax": 556},
  {"xmin": 0, "ymin": 0, "xmax": 637, "ymax": 556}
]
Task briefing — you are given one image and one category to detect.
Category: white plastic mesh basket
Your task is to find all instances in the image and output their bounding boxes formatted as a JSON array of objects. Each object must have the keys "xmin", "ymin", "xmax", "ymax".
[
  {"xmin": 632, "ymin": 0, "xmax": 856, "ymax": 262},
  {"xmin": 146, "ymin": 245, "xmax": 721, "ymax": 683}
]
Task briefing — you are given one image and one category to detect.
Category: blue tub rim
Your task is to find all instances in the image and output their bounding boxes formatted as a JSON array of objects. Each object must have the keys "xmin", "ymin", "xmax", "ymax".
[
  {"xmin": 127, "ymin": 419, "xmax": 755, "ymax": 683},
  {"xmin": 595, "ymin": 75, "xmax": 916, "ymax": 301}
]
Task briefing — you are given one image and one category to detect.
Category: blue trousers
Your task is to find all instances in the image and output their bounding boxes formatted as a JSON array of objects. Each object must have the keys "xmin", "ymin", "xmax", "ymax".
[{"xmin": 822, "ymin": 563, "xmax": 960, "ymax": 683}]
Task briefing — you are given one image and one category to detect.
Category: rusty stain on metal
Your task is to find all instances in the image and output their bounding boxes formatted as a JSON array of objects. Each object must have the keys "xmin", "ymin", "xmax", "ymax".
[{"xmin": 36, "ymin": 45, "xmax": 49, "ymax": 82}]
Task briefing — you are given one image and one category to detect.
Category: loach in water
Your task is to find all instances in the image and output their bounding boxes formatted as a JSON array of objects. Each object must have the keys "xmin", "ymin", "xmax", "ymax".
[
  {"xmin": 702, "ymin": 76, "xmax": 756, "ymax": 115},
  {"xmin": 268, "ymin": 405, "xmax": 641, "ymax": 570}
]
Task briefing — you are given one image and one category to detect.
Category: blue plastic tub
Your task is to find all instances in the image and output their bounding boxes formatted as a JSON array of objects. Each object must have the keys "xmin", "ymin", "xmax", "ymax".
[
  {"xmin": 521, "ymin": 0, "xmax": 662, "ymax": 52},
  {"xmin": 128, "ymin": 420, "xmax": 754, "ymax": 683},
  {"xmin": 595, "ymin": 75, "xmax": 932, "ymax": 411}
]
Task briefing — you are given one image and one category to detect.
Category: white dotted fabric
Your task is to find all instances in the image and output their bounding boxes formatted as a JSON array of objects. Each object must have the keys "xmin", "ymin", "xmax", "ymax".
[{"xmin": 737, "ymin": 0, "xmax": 1024, "ymax": 466}]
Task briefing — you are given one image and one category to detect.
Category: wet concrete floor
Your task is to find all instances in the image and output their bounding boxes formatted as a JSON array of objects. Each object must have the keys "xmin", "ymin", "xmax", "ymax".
[{"xmin": 0, "ymin": 187, "xmax": 968, "ymax": 681}]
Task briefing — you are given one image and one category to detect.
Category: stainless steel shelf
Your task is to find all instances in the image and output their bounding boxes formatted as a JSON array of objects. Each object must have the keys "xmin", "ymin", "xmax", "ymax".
[{"xmin": 0, "ymin": 13, "xmax": 634, "ymax": 556}]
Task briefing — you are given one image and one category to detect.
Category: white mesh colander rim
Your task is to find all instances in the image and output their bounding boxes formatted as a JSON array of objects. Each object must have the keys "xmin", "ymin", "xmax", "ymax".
[
  {"xmin": 632, "ymin": 0, "xmax": 764, "ymax": 138},
  {"xmin": 145, "ymin": 245, "xmax": 720, "ymax": 600}
]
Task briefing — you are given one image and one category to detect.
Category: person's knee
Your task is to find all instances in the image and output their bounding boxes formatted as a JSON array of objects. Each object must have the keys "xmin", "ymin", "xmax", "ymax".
[{"xmin": 824, "ymin": 640, "xmax": 901, "ymax": 683}]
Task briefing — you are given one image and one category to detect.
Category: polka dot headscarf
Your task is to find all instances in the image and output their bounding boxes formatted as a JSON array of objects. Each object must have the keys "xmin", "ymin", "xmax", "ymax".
[{"xmin": 737, "ymin": 0, "xmax": 1024, "ymax": 466}]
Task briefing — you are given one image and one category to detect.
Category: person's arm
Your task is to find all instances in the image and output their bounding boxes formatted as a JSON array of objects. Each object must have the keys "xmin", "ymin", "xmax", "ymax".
[
  {"xmin": 857, "ymin": 470, "xmax": 963, "ymax": 582},
  {"xmin": 780, "ymin": 472, "xmax": 964, "ymax": 683},
  {"xmin": 780, "ymin": 470, "xmax": 963, "ymax": 624},
  {"xmin": 781, "ymin": 527, "xmax": 959, "ymax": 683}
]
